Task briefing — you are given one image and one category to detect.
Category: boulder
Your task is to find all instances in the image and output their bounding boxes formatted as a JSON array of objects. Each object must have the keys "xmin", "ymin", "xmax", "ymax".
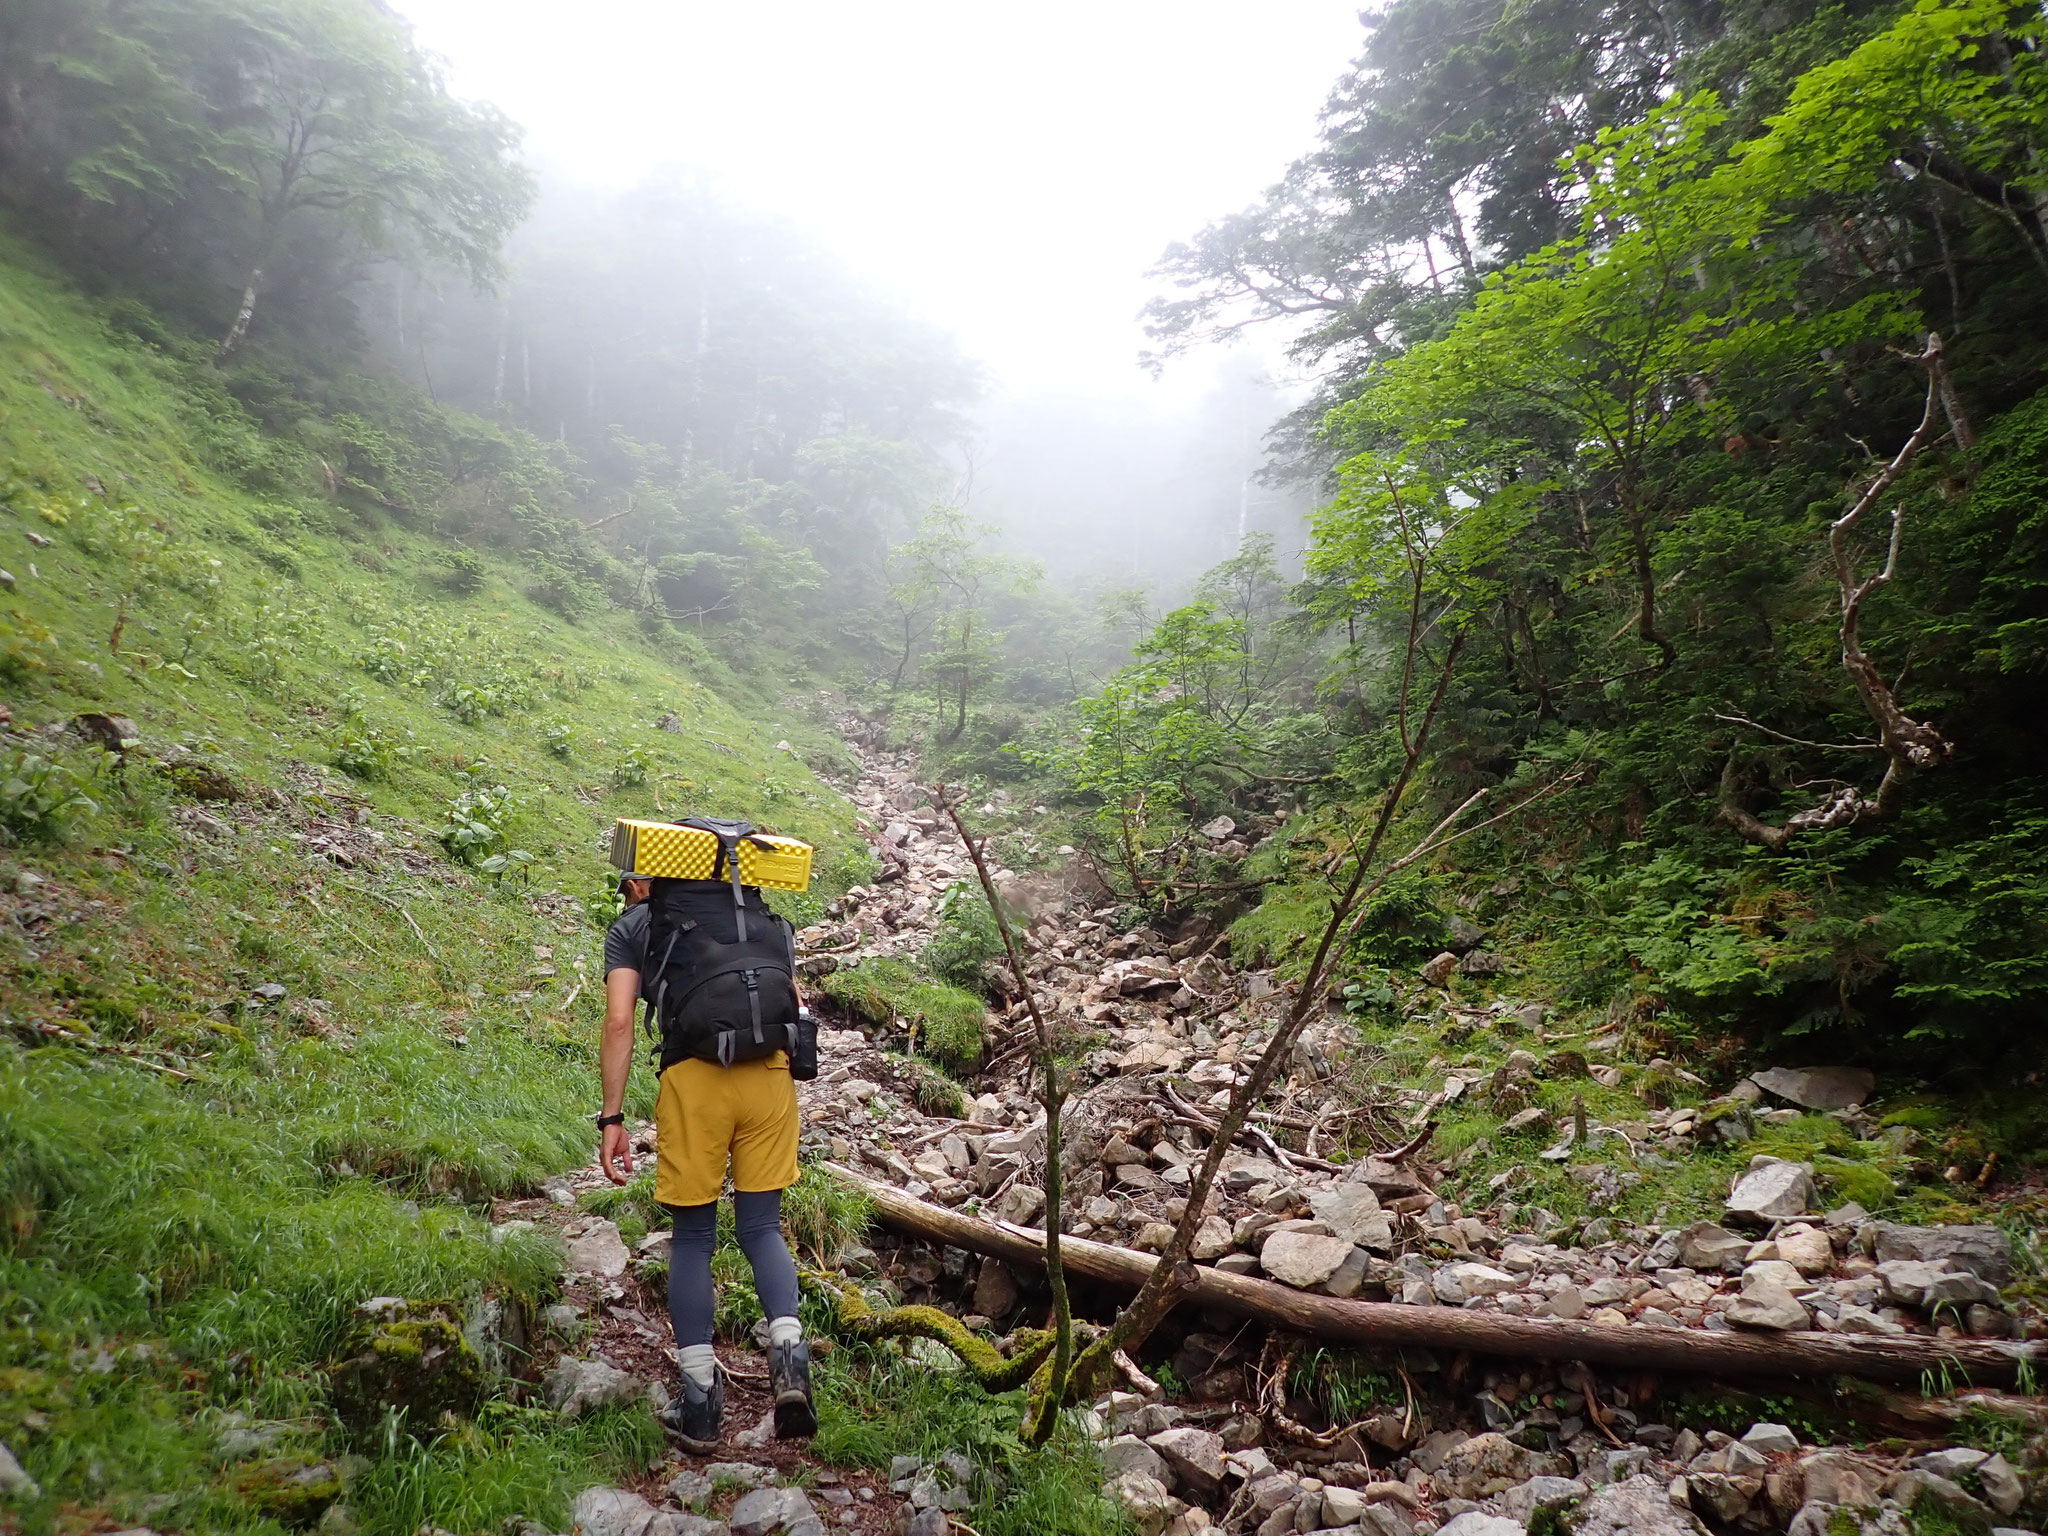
[
  {"xmin": 1147, "ymin": 1426, "xmax": 1227, "ymax": 1495},
  {"xmin": 571, "ymin": 1489, "xmax": 678, "ymax": 1536},
  {"xmin": 1437, "ymin": 1516, "xmax": 1524, "ymax": 1536},
  {"xmin": 729, "ymin": 1486, "xmax": 821, "ymax": 1536},
  {"xmin": 1798, "ymin": 1453, "xmax": 1881, "ymax": 1509},
  {"xmin": 1436, "ymin": 1432, "xmax": 1568, "ymax": 1501},
  {"xmin": 1259, "ymin": 1231, "xmax": 1352, "ymax": 1290},
  {"xmin": 1726, "ymin": 1162, "xmax": 1814, "ymax": 1227},
  {"xmin": 1569, "ymin": 1476, "xmax": 1712, "ymax": 1536},
  {"xmin": 1749, "ymin": 1067, "xmax": 1875, "ymax": 1111},
  {"xmin": 567, "ymin": 1220, "xmax": 631, "ymax": 1279},
  {"xmin": 1438, "ymin": 1263, "xmax": 1520, "ymax": 1300},
  {"xmin": 1725, "ymin": 1280, "xmax": 1811, "ymax": 1332},
  {"xmin": 1673, "ymin": 1222, "xmax": 1750, "ymax": 1272},
  {"xmin": 545, "ymin": 1358, "xmax": 652, "ymax": 1418},
  {"xmin": 1421, "ymin": 952, "xmax": 1460, "ymax": 987},
  {"xmin": 1102, "ymin": 1436, "xmax": 1168, "ymax": 1484},
  {"xmin": 1869, "ymin": 1223, "xmax": 2013, "ymax": 1284},
  {"xmin": 1102, "ymin": 1471, "xmax": 1177, "ymax": 1536},
  {"xmin": 1498, "ymin": 1477, "xmax": 1589, "ymax": 1520},
  {"xmin": 328, "ymin": 1303, "xmax": 486, "ymax": 1430},
  {"xmin": 1310, "ymin": 1184, "xmax": 1394, "ymax": 1250}
]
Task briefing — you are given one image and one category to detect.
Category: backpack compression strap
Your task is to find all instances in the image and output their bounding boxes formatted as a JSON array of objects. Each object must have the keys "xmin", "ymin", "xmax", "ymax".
[{"xmin": 676, "ymin": 816, "xmax": 781, "ymax": 942}]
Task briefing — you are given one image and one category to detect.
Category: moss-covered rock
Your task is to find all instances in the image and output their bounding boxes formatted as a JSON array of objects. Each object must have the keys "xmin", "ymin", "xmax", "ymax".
[
  {"xmin": 327, "ymin": 1300, "xmax": 486, "ymax": 1431},
  {"xmin": 231, "ymin": 1454, "xmax": 345, "ymax": 1528}
]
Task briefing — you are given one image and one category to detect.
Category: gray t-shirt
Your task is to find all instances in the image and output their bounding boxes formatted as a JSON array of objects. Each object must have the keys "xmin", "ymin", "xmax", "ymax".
[{"xmin": 603, "ymin": 901, "xmax": 650, "ymax": 980}]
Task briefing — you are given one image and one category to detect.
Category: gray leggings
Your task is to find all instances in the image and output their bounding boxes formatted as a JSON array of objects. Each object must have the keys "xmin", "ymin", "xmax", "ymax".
[{"xmin": 662, "ymin": 1189, "xmax": 800, "ymax": 1347}]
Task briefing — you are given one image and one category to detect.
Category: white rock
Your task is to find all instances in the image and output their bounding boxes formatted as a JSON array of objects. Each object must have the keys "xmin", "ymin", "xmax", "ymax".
[
  {"xmin": 1147, "ymin": 1426, "xmax": 1227, "ymax": 1495},
  {"xmin": 571, "ymin": 1487, "xmax": 667, "ymax": 1536},
  {"xmin": 566, "ymin": 1219, "xmax": 631, "ymax": 1278},
  {"xmin": 1741, "ymin": 1423, "xmax": 1800, "ymax": 1455},
  {"xmin": 1102, "ymin": 1471, "xmax": 1177, "ymax": 1536},
  {"xmin": 547, "ymin": 1358, "xmax": 652, "ymax": 1417},
  {"xmin": 1726, "ymin": 1163, "xmax": 1813, "ymax": 1226},
  {"xmin": 1436, "ymin": 1514, "xmax": 1526, "ymax": 1536},
  {"xmin": 729, "ymin": 1486, "xmax": 820, "ymax": 1536},
  {"xmin": 1259, "ymin": 1231, "xmax": 1353, "ymax": 1289},
  {"xmin": 1440, "ymin": 1262, "xmax": 1521, "ymax": 1299},
  {"xmin": 0, "ymin": 1444, "xmax": 38, "ymax": 1499}
]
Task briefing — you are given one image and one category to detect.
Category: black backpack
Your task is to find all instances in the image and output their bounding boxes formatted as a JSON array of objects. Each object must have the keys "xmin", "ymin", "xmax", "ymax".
[{"xmin": 637, "ymin": 818, "xmax": 814, "ymax": 1077}]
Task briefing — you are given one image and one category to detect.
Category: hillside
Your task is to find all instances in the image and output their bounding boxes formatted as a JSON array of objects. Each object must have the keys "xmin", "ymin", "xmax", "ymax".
[{"xmin": 0, "ymin": 224, "xmax": 866, "ymax": 1531}]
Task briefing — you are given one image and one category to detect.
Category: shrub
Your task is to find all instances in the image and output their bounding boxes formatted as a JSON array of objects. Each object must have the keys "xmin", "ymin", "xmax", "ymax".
[
  {"xmin": 541, "ymin": 723, "xmax": 575, "ymax": 759},
  {"xmin": 923, "ymin": 883, "xmax": 1005, "ymax": 993},
  {"xmin": 0, "ymin": 749, "xmax": 99, "ymax": 842},
  {"xmin": 609, "ymin": 743, "xmax": 651, "ymax": 788},
  {"xmin": 438, "ymin": 776, "xmax": 517, "ymax": 865},
  {"xmin": 436, "ymin": 550, "xmax": 487, "ymax": 595},
  {"xmin": 334, "ymin": 722, "xmax": 416, "ymax": 780}
]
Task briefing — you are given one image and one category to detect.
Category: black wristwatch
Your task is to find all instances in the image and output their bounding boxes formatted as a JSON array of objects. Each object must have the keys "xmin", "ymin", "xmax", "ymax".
[{"xmin": 595, "ymin": 1112, "xmax": 625, "ymax": 1129}]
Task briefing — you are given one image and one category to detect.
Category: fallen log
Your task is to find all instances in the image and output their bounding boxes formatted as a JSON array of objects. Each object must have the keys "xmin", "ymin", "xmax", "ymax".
[{"xmin": 823, "ymin": 1163, "xmax": 2045, "ymax": 1389}]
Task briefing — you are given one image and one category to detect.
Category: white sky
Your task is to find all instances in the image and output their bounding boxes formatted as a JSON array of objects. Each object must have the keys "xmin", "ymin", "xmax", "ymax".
[{"xmin": 390, "ymin": 1, "xmax": 1366, "ymax": 401}]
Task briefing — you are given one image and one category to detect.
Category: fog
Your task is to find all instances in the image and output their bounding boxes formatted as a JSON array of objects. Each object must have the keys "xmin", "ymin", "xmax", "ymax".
[{"xmin": 391, "ymin": 0, "xmax": 1362, "ymax": 589}]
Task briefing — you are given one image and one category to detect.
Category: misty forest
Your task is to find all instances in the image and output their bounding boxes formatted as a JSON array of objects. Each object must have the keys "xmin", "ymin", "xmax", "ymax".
[{"xmin": 2, "ymin": 1, "xmax": 2047, "ymax": 1534}]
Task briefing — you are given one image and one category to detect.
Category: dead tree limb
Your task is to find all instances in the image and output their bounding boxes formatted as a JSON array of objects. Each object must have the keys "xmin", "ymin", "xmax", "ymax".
[
  {"xmin": 1722, "ymin": 333, "xmax": 1959, "ymax": 849},
  {"xmin": 826, "ymin": 1163, "xmax": 2044, "ymax": 1389}
]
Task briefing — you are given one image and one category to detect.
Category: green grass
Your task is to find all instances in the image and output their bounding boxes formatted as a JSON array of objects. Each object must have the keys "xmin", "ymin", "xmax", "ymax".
[
  {"xmin": 811, "ymin": 1333, "xmax": 1126, "ymax": 1536},
  {"xmin": 0, "ymin": 227, "xmax": 866, "ymax": 1532},
  {"xmin": 820, "ymin": 956, "xmax": 987, "ymax": 1070}
]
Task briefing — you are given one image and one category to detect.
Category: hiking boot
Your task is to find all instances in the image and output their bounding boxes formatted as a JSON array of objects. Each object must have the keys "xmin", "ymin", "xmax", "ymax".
[
  {"xmin": 767, "ymin": 1339, "xmax": 816, "ymax": 1438},
  {"xmin": 659, "ymin": 1371, "xmax": 723, "ymax": 1453}
]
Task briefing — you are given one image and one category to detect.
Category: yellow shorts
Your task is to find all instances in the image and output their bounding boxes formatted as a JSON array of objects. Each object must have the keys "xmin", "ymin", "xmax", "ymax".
[{"xmin": 654, "ymin": 1052, "xmax": 799, "ymax": 1208}]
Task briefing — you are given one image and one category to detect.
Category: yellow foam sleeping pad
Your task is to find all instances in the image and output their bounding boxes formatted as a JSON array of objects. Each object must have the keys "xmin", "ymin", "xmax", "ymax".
[{"xmin": 608, "ymin": 819, "xmax": 814, "ymax": 891}]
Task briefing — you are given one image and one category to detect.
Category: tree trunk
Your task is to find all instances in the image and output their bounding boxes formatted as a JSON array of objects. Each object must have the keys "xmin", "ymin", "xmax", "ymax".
[
  {"xmin": 216, "ymin": 264, "xmax": 264, "ymax": 363},
  {"xmin": 825, "ymin": 1164, "xmax": 2043, "ymax": 1389}
]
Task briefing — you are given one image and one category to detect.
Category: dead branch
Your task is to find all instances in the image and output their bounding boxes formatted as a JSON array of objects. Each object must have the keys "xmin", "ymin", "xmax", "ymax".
[{"xmin": 1721, "ymin": 333, "xmax": 1957, "ymax": 849}]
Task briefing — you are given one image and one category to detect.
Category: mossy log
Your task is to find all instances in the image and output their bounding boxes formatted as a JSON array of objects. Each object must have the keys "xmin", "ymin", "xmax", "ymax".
[{"xmin": 821, "ymin": 1273, "xmax": 1056, "ymax": 1393}]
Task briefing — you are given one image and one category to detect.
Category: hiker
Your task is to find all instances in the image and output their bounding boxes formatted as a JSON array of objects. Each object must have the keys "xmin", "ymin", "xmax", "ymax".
[{"xmin": 597, "ymin": 870, "xmax": 815, "ymax": 1452}]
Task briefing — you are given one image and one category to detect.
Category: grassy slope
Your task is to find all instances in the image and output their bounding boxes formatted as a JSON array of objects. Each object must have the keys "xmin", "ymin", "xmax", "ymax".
[{"xmin": 0, "ymin": 231, "xmax": 868, "ymax": 1533}]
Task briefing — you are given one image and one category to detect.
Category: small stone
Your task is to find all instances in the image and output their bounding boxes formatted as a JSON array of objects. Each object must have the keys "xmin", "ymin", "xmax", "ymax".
[
  {"xmin": 1191, "ymin": 1215, "xmax": 1235, "ymax": 1262},
  {"xmin": 1978, "ymin": 1455, "xmax": 2025, "ymax": 1518},
  {"xmin": 1547, "ymin": 1284, "xmax": 1586, "ymax": 1320},
  {"xmin": 1320, "ymin": 1485, "xmax": 1367, "ymax": 1525},
  {"xmin": 1775, "ymin": 1228, "xmax": 1834, "ymax": 1277},
  {"xmin": 1572, "ymin": 1476, "xmax": 1711, "ymax": 1536}
]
